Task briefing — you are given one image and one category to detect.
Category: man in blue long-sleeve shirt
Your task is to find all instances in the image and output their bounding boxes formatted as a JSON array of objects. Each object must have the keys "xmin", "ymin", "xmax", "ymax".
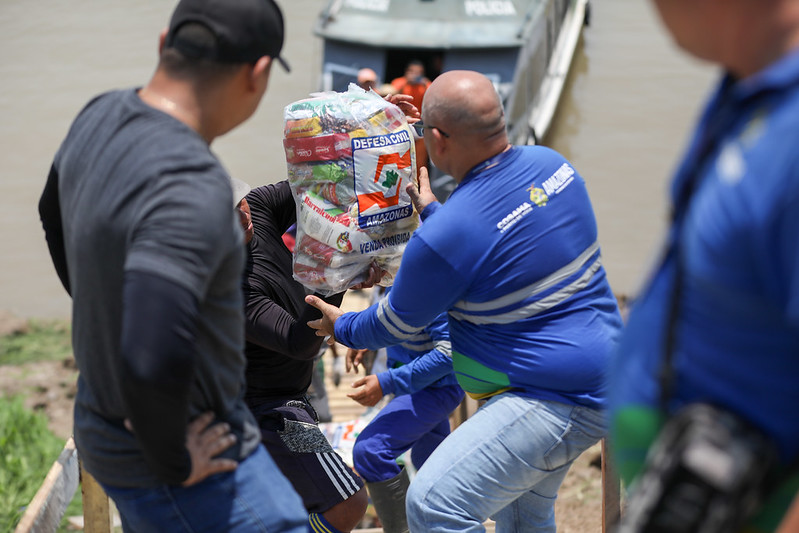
[{"xmin": 307, "ymin": 70, "xmax": 622, "ymax": 532}]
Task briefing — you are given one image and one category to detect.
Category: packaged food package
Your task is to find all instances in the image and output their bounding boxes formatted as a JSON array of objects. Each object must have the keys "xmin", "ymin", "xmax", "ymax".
[{"xmin": 284, "ymin": 84, "xmax": 419, "ymax": 295}]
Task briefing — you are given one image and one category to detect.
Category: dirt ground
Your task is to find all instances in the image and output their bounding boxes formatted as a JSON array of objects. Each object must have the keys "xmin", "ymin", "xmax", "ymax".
[{"xmin": 0, "ymin": 305, "xmax": 610, "ymax": 532}]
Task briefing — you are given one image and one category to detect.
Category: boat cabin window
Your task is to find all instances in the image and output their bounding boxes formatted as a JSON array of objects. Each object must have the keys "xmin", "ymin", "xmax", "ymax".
[
  {"xmin": 383, "ymin": 49, "xmax": 443, "ymax": 86},
  {"xmin": 320, "ymin": 41, "xmax": 516, "ymax": 94}
]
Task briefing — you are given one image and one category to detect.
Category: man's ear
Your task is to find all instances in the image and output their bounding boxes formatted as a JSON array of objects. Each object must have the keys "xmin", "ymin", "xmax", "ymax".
[
  {"xmin": 431, "ymin": 127, "xmax": 448, "ymax": 156},
  {"xmin": 249, "ymin": 56, "xmax": 273, "ymax": 91},
  {"xmin": 158, "ymin": 28, "xmax": 168, "ymax": 56}
]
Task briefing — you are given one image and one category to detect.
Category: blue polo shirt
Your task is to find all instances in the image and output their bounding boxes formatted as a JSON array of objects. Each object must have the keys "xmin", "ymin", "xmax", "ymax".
[
  {"xmin": 335, "ymin": 146, "xmax": 622, "ymax": 409},
  {"xmin": 610, "ymin": 50, "xmax": 799, "ymax": 481}
]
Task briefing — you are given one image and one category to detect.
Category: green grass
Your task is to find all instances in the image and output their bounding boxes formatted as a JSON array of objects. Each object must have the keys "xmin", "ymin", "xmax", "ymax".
[
  {"xmin": 0, "ymin": 319, "xmax": 72, "ymax": 366},
  {"xmin": 0, "ymin": 319, "xmax": 80, "ymax": 531},
  {"xmin": 0, "ymin": 396, "xmax": 81, "ymax": 533}
]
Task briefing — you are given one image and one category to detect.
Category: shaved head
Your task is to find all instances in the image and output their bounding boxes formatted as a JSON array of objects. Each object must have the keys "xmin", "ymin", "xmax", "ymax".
[
  {"xmin": 420, "ymin": 70, "xmax": 510, "ymax": 181},
  {"xmin": 422, "ymin": 70, "xmax": 506, "ymax": 143}
]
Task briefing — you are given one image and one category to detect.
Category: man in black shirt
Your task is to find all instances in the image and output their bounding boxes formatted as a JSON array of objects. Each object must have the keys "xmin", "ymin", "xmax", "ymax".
[
  {"xmin": 236, "ymin": 89, "xmax": 419, "ymax": 533},
  {"xmin": 237, "ymin": 180, "xmax": 375, "ymax": 533},
  {"xmin": 38, "ymin": 1, "xmax": 308, "ymax": 531}
]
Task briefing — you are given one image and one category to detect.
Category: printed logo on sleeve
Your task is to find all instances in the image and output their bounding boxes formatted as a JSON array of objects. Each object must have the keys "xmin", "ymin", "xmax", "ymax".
[
  {"xmin": 496, "ymin": 202, "xmax": 533, "ymax": 233},
  {"xmin": 496, "ymin": 164, "xmax": 576, "ymax": 234},
  {"xmin": 541, "ymin": 163, "xmax": 575, "ymax": 196},
  {"xmin": 528, "ymin": 187, "xmax": 548, "ymax": 207}
]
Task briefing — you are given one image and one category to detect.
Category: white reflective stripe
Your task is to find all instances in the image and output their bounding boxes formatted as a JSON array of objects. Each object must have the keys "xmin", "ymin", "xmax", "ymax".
[
  {"xmin": 316, "ymin": 452, "xmax": 358, "ymax": 498},
  {"xmin": 399, "ymin": 339, "xmax": 451, "ymax": 356},
  {"xmin": 434, "ymin": 340, "xmax": 452, "ymax": 357},
  {"xmin": 409, "ymin": 331, "xmax": 431, "ymax": 341},
  {"xmin": 453, "ymin": 240, "xmax": 600, "ymax": 313},
  {"xmin": 449, "ymin": 257, "xmax": 602, "ymax": 325},
  {"xmin": 400, "ymin": 341, "xmax": 436, "ymax": 352},
  {"xmin": 376, "ymin": 298, "xmax": 424, "ymax": 339}
]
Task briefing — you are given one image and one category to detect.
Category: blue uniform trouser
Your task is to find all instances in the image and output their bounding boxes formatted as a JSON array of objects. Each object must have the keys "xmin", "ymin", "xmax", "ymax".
[{"xmin": 352, "ymin": 383, "xmax": 464, "ymax": 482}]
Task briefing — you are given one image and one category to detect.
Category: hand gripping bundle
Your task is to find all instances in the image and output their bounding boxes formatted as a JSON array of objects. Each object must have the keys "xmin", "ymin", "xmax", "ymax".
[{"xmin": 283, "ymin": 85, "xmax": 419, "ymax": 295}]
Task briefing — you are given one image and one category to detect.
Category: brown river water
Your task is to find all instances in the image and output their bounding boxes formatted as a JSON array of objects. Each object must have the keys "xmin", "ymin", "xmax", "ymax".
[{"xmin": 0, "ymin": 0, "xmax": 715, "ymax": 319}]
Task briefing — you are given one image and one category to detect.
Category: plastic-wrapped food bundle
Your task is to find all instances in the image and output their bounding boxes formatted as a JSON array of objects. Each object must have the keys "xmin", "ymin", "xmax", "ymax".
[{"xmin": 284, "ymin": 84, "xmax": 419, "ymax": 295}]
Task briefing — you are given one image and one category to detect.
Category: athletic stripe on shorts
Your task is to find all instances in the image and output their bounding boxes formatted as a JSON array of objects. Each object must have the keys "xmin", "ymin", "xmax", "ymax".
[{"xmin": 316, "ymin": 452, "xmax": 359, "ymax": 500}]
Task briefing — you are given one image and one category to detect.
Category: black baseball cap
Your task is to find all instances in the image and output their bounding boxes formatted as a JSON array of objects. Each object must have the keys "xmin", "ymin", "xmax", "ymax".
[{"xmin": 165, "ymin": 0, "xmax": 290, "ymax": 72}]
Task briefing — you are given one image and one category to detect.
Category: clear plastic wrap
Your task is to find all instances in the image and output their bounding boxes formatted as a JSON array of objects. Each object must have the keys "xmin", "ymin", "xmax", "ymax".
[{"xmin": 284, "ymin": 84, "xmax": 419, "ymax": 295}]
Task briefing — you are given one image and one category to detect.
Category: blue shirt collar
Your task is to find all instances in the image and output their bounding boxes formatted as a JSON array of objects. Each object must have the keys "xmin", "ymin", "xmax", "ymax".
[
  {"xmin": 733, "ymin": 46, "xmax": 799, "ymax": 98},
  {"xmin": 459, "ymin": 146, "xmax": 518, "ymax": 187},
  {"xmin": 669, "ymin": 47, "xmax": 799, "ymax": 213}
]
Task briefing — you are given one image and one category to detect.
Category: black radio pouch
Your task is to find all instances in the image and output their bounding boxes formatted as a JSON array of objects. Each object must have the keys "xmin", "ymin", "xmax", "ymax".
[{"xmin": 617, "ymin": 402, "xmax": 779, "ymax": 533}]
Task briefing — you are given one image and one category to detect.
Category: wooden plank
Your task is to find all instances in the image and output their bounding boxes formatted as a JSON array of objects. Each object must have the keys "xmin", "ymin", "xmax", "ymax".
[
  {"xmin": 600, "ymin": 437, "xmax": 621, "ymax": 532},
  {"xmin": 80, "ymin": 461, "xmax": 114, "ymax": 533},
  {"xmin": 14, "ymin": 437, "xmax": 80, "ymax": 533}
]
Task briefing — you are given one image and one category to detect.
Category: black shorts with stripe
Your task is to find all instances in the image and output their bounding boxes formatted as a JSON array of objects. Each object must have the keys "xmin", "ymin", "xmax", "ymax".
[{"xmin": 250, "ymin": 396, "xmax": 364, "ymax": 514}]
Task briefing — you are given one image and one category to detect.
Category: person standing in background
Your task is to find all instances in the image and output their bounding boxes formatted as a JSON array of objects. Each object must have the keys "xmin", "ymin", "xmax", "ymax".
[
  {"xmin": 391, "ymin": 60, "xmax": 432, "ymax": 172},
  {"xmin": 358, "ymin": 67, "xmax": 380, "ymax": 92},
  {"xmin": 37, "ymin": 0, "xmax": 309, "ymax": 531},
  {"xmin": 610, "ymin": 1, "xmax": 799, "ymax": 531},
  {"xmin": 358, "ymin": 67, "xmax": 397, "ymax": 98},
  {"xmin": 390, "ymin": 60, "xmax": 431, "ymax": 109}
]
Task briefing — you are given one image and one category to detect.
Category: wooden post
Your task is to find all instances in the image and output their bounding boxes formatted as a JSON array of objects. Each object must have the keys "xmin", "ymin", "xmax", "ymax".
[
  {"xmin": 80, "ymin": 460, "xmax": 114, "ymax": 533},
  {"xmin": 601, "ymin": 437, "xmax": 621, "ymax": 532},
  {"xmin": 14, "ymin": 438, "xmax": 80, "ymax": 533}
]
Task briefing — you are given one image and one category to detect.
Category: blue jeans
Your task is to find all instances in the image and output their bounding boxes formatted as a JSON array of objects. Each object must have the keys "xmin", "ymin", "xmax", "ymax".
[
  {"xmin": 406, "ymin": 393, "xmax": 607, "ymax": 532},
  {"xmin": 101, "ymin": 445, "xmax": 308, "ymax": 532}
]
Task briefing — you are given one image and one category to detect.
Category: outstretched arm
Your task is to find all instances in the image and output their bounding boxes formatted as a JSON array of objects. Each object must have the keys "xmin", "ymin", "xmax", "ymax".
[
  {"xmin": 346, "ymin": 312, "xmax": 454, "ymax": 404},
  {"xmin": 246, "ymin": 265, "xmax": 380, "ymax": 357},
  {"xmin": 378, "ymin": 347, "xmax": 453, "ymax": 397},
  {"xmin": 307, "ymin": 236, "xmax": 467, "ymax": 351},
  {"xmin": 245, "ymin": 290, "xmax": 343, "ymax": 360},
  {"xmin": 304, "ymin": 294, "xmax": 345, "ymax": 344}
]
